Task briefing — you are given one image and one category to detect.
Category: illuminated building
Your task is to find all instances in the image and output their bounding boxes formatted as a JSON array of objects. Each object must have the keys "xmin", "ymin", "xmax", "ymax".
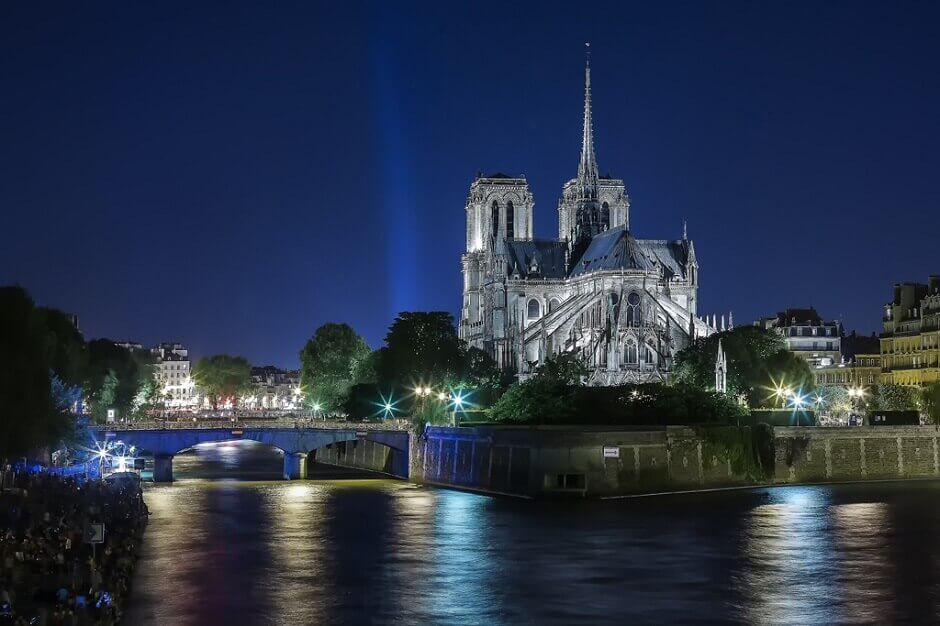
[
  {"xmin": 813, "ymin": 332, "xmax": 881, "ymax": 387},
  {"xmin": 880, "ymin": 276, "xmax": 940, "ymax": 387},
  {"xmin": 151, "ymin": 342, "xmax": 195, "ymax": 407},
  {"xmin": 755, "ymin": 308, "xmax": 842, "ymax": 369},
  {"xmin": 459, "ymin": 51, "xmax": 719, "ymax": 383}
]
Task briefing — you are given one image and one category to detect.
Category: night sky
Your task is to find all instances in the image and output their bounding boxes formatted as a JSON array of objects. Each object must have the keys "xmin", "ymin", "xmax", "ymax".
[{"xmin": 2, "ymin": 2, "xmax": 938, "ymax": 367}]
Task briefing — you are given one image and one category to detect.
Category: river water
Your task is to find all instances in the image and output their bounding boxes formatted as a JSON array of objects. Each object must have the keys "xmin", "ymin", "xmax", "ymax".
[{"xmin": 125, "ymin": 440, "xmax": 940, "ymax": 625}]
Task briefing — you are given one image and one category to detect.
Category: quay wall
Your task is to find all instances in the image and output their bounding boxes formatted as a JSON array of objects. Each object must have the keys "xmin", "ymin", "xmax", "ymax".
[{"xmin": 316, "ymin": 425, "xmax": 940, "ymax": 498}]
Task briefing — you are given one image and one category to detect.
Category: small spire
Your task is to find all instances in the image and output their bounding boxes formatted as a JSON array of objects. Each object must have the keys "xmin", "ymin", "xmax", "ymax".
[{"xmin": 682, "ymin": 220, "xmax": 688, "ymax": 241}]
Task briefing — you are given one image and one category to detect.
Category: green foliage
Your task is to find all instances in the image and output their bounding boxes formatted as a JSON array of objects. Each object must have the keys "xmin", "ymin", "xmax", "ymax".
[
  {"xmin": 192, "ymin": 354, "xmax": 252, "ymax": 409},
  {"xmin": 489, "ymin": 382, "xmax": 747, "ymax": 426},
  {"xmin": 83, "ymin": 339, "xmax": 151, "ymax": 421},
  {"xmin": 922, "ymin": 382, "xmax": 940, "ymax": 425},
  {"xmin": 36, "ymin": 307, "xmax": 87, "ymax": 387},
  {"xmin": 872, "ymin": 384, "xmax": 920, "ymax": 412},
  {"xmin": 374, "ymin": 312, "xmax": 466, "ymax": 386},
  {"xmin": 0, "ymin": 287, "xmax": 72, "ymax": 458},
  {"xmin": 534, "ymin": 351, "xmax": 588, "ymax": 385},
  {"xmin": 816, "ymin": 384, "xmax": 852, "ymax": 420},
  {"xmin": 673, "ymin": 326, "xmax": 815, "ymax": 407},
  {"xmin": 299, "ymin": 323, "xmax": 372, "ymax": 411},
  {"xmin": 695, "ymin": 424, "xmax": 774, "ymax": 481}
]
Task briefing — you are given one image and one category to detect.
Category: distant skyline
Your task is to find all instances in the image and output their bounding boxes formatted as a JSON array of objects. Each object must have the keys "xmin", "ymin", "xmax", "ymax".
[{"xmin": 2, "ymin": 2, "xmax": 939, "ymax": 367}]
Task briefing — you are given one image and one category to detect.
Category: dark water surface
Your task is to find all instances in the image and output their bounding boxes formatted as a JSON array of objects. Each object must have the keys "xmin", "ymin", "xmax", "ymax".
[{"xmin": 125, "ymin": 440, "xmax": 940, "ymax": 625}]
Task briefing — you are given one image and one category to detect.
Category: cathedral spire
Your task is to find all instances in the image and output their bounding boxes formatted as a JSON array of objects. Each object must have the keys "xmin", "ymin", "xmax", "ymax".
[{"xmin": 577, "ymin": 43, "xmax": 599, "ymax": 200}]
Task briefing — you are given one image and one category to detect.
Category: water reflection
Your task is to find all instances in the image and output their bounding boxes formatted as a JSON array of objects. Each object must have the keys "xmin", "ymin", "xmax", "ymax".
[{"xmin": 125, "ymin": 443, "xmax": 940, "ymax": 624}]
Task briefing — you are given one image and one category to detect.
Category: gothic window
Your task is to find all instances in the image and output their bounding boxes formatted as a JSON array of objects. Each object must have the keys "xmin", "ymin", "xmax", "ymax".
[
  {"xmin": 549, "ymin": 298, "xmax": 561, "ymax": 313},
  {"xmin": 626, "ymin": 292, "xmax": 641, "ymax": 327},
  {"xmin": 601, "ymin": 202, "xmax": 610, "ymax": 229},
  {"xmin": 491, "ymin": 201, "xmax": 499, "ymax": 239},
  {"xmin": 626, "ymin": 340, "xmax": 638, "ymax": 364},
  {"xmin": 506, "ymin": 201, "xmax": 515, "ymax": 239},
  {"xmin": 645, "ymin": 342, "xmax": 657, "ymax": 365},
  {"xmin": 527, "ymin": 298, "xmax": 541, "ymax": 320}
]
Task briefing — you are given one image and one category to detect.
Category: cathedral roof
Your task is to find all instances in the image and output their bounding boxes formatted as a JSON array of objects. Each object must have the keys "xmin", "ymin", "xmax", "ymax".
[
  {"xmin": 504, "ymin": 240, "xmax": 568, "ymax": 279},
  {"xmin": 568, "ymin": 227, "xmax": 691, "ymax": 279}
]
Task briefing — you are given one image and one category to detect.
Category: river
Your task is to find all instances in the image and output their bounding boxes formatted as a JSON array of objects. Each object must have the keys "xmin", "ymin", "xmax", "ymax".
[{"xmin": 124, "ymin": 439, "xmax": 940, "ymax": 625}]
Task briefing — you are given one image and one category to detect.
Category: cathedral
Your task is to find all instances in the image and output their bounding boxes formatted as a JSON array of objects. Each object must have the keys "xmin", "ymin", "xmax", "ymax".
[{"xmin": 459, "ymin": 52, "xmax": 723, "ymax": 384}]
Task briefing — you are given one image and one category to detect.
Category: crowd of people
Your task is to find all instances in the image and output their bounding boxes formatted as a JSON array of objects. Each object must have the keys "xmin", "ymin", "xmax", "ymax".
[{"xmin": 0, "ymin": 472, "xmax": 148, "ymax": 625}]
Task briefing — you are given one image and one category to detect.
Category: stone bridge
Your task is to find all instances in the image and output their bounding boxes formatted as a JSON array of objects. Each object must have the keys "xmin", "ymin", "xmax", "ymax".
[{"xmin": 90, "ymin": 424, "xmax": 410, "ymax": 482}]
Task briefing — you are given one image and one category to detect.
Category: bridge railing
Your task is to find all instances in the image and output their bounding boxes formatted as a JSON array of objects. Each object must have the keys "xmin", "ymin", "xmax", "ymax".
[{"xmin": 89, "ymin": 418, "xmax": 409, "ymax": 431}]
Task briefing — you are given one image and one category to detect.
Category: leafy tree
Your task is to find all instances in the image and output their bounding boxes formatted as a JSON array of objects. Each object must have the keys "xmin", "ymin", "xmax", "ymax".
[
  {"xmin": 872, "ymin": 384, "xmax": 920, "ymax": 412},
  {"xmin": 299, "ymin": 323, "xmax": 371, "ymax": 411},
  {"xmin": 922, "ymin": 382, "xmax": 940, "ymax": 425},
  {"xmin": 192, "ymin": 355, "xmax": 252, "ymax": 409},
  {"xmin": 0, "ymin": 287, "xmax": 72, "ymax": 459},
  {"xmin": 36, "ymin": 307, "xmax": 87, "ymax": 387},
  {"xmin": 673, "ymin": 326, "xmax": 814, "ymax": 407},
  {"xmin": 816, "ymin": 384, "xmax": 852, "ymax": 422},
  {"xmin": 534, "ymin": 351, "xmax": 588, "ymax": 385},
  {"xmin": 374, "ymin": 312, "xmax": 465, "ymax": 386},
  {"xmin": 489, "ymin": 382, "xmax": 746, "ymax": 425},
  {"xmin": 84, "ymin": 339, "xmax": 147, "ymax": 421}
]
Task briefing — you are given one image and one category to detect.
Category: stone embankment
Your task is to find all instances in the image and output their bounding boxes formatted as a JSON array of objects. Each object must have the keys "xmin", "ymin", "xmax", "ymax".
[{"xmin": 316, "ymin": 424, "xmax": 940, "ymax": 498}]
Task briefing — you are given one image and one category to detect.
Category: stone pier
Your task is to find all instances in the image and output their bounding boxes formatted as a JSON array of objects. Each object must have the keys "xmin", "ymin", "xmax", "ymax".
[
  {"xmin": 282, "ymin": 452, "xmax": 308, "ymax": 480},
  {"xmin": 153, "ymin": 454, "xmax": 174, "ymax": 483}
]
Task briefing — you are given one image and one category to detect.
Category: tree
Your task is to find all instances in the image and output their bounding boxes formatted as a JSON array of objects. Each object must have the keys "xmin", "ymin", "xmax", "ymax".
[
  {"xmin": 374, "ymin": 312, "xmax": 465, "ymax": 386},
  {"xmin": 922, "ymin": 382, "xmax": 940, "ymax": 425},
  {"xmin": 534, "ymin": 351, "xmax": 588, "ymax": 385},
  {"xmin": 673, "ymin": 326, "xmax": 814, "ymax": 407},
  {"xmin": 872, "ymin": 384, "xmax": 919, "ymax": 412},
  {"xmin": 84, "ymin": 339, "xmax": 148, "ymax": 421},
  {"xmin": 0, "ymin": 287, "xmax": 72, "ymax": 459},
  {"xmin": 299, "ymin": 323, "xmax": 372, "ymax": 411},
  {"xmin": 36, "ymin": 307, "xmax": 87, "ymax": 388},
  {"xmin": 192, "ymin": 355, "xmax": 252, "ymax": 409}
]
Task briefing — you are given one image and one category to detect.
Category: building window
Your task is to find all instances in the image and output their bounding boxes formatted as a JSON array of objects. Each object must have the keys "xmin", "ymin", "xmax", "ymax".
[
  {"xmin": 645, "ymin": 342, "xmax": 656, "ymax": 365},
  {"xmin": 527, "ymin": 299, "xmax": 541, "ymax": 320},
  {"xmin": 549, "ymin": 298, "xmax": 560, "ymax": 313},
  {"xmin": 601, "ymin": 202, "xmax": 610, "ymax": 229},
  {"xmin": 491, "ymin": 201, "xmax": 499, "ymax": 238},
  {"xmin": 506, "ymin": 201, "xmax": 514, "ymax": 239},
  {"xmin": 626, "ymin": 292, "xmax": 641, "ymax": 327},
  {"xmin": 626, "ymin": 340, "xmax": 638, "ymax": 364}
]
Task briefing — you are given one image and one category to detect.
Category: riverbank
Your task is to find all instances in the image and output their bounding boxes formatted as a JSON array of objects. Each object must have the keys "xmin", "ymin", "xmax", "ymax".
[
  {"xmin": 0, "ymin": 473, "xmax": 149, "ymax": 624},
  {"xmin": 316, "ymin": 424, "xmax": 940, "ymax": 499}
]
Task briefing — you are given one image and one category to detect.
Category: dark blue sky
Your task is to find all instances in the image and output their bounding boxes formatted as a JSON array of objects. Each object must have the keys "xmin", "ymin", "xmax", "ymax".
[{"xmin": 3, "ymin": 2, "xmax": 938, "ymax": 367}]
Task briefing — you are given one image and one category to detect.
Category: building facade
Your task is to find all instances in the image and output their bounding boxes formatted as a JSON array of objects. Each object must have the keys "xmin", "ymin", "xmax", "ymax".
[
  {"xmin": 459, "ymin": 54, "xmax": 717, "ymax": 384},
  {"xmin": 247, "ymin": 366, "xmax": 302, "ymax": 409},
  {"xmin": 880, "ymin": 277, "xmax": 940, "ymax": 387},
  {"xmin": 151, "ymin": 342, "xmax": 195, "ymax": 407},
  {"xmin": 814, "ymin": 332, "xmax": 882, "ymax": 388},
  {"xmin": 756, "ymin": 308, "xmax": 843, "ymax": 369}
]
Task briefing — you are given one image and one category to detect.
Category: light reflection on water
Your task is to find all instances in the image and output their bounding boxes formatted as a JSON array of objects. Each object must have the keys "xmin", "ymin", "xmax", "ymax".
[{"xmin": 125, "ymin": 441, "xmax": 940, "ymax": 624}]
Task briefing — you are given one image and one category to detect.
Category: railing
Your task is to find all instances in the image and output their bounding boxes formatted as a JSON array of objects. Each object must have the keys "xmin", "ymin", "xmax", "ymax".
[{"xmin": 89, "ymin": 418, "xmax": 409, "ymax": 431}]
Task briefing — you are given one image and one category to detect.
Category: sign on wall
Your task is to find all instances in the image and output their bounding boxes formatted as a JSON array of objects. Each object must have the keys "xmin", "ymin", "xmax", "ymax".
[{"xmin": 603, "ymin": 446, "xmax": 620, "ymax": 459}]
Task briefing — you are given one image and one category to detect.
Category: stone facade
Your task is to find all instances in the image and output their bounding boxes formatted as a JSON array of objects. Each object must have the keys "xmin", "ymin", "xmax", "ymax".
[
  {"xmin": 459, "ymin": 55, "xmax": 715, "ymax": 384},
  {"xmin": 880, "ymin": 277, "xmax": 940, "ymax": 387}
]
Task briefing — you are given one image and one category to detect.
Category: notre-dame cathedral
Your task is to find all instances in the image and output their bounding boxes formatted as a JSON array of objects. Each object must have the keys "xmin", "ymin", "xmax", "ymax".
[{"xmin": 459, "ymin": 51, "xmax": 724, "ymax": 384}]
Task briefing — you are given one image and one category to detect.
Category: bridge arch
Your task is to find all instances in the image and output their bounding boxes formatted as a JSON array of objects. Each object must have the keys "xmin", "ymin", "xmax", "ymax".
[{"xmin": 91, "ymin": 427, "xmax": 409, "ymax": 483}]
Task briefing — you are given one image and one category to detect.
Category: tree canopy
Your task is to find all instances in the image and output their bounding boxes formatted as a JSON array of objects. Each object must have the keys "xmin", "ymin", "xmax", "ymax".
[
  {"xmin": 374, "ymin": 312, "xmax": 466, "ymax": 386},
  {"xmin": 673, "ymin": 326, "xmax": 814, "ymax": 407},
  {"xmin": 192, "ymin": 355, "xmax": 252, "ymax": 409},
  {"xmin": 299, "ymin": 323, "xmax": 372, "ymax": 411},
  {"xmin": 0, "ymin": 287, "xmax": 72, "ymax": 459},
  {"xmin": 83, "ymin": 339, "xmax": 153, "ymax": 422}
]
